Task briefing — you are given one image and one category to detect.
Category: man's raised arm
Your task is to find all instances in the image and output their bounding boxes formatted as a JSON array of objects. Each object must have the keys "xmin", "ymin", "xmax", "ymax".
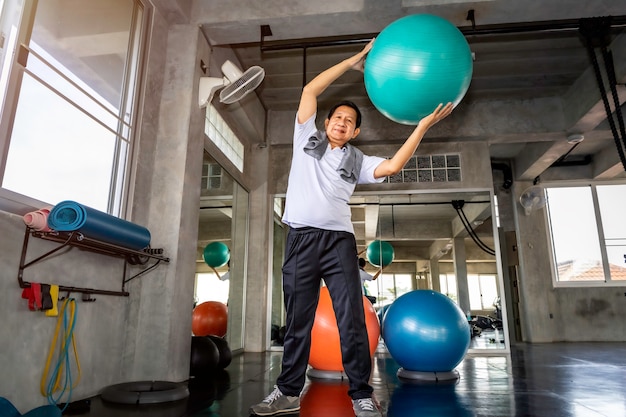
[{"xmin": 297, "ymin": 39, "xmax": 374, "ymax": 124}]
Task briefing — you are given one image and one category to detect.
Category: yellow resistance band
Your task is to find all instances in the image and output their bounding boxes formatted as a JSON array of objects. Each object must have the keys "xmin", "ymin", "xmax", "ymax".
[{"xmin": 40, "ymin": 298, "xmax": 82, "ymax": 398}]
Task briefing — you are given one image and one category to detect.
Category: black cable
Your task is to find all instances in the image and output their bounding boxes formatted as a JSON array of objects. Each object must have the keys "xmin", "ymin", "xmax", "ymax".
[
  {"xmin": 451, "ymin": 201, "xmax": 496, "ymax": 256},
  {"xmin": 459, "ymin": 208, "xmax": 496, "ymax": 256},
  {"xmin": 458, "ymin": 209, "xmax": 492, "ymax": 254},
  {"xmin": 579, "ymin": 17, "xmax": 626, "ymax": 171},
  {"xmin": 602, "ymin": 46, "xmax": 626, "ymax": 152}
]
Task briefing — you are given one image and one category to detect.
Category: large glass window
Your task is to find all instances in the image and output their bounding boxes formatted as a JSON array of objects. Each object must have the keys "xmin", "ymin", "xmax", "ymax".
[
  {"xmin": 468, "ymin": 274, "xmax": 498, "ymax": 310},
  {"xmin": 546, "ymin": 184, "xmax": 626, "ymax": 285},
  {"xmin": 194, "ymin": 272, "xmax": 229, "ymax": 305},
  {"xmin": 597, "ymin": 184, "xmax": 626, "ymax": 279},
  {"xmin": 0, "ymin": 0, "xmax": 146, "ymax": 214},
  {"xmin": 205, "ymin": 104, "xmax": 244, "ymax": 172},
  {"xmin": 440, "ymin": 273, "xmax": 458, "ymax": 302},
  {"xmin": 374, "ymin": 273, "xmax": 413, "ymax": 307}
]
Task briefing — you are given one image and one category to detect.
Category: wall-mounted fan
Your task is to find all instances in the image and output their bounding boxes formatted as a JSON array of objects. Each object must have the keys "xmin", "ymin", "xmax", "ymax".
[
  {"xmin": 519, "ymin": 185, "xmax": 547, "ymax": 215},
  {"xmin": 198, "ymin": 60, "xmax": 265, "ymax": 108}
]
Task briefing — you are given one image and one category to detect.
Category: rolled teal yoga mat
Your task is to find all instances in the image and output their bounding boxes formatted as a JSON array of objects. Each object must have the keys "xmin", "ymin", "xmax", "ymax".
[{"xmin": 47, "ymin": 201, "xmax": 151, "ymax": 250}]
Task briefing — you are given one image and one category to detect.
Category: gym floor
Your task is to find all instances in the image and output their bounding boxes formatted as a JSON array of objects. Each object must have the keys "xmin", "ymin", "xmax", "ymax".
[{"xmin": 74, "ymin": 340, "xmax": 626, "ymax": 417}]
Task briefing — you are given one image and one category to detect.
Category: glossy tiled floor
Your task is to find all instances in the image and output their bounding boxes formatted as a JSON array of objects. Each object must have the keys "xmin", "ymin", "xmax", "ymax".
[{"xmin": 78, "ymin": 341, "xmax": 626, "ymax": 417}]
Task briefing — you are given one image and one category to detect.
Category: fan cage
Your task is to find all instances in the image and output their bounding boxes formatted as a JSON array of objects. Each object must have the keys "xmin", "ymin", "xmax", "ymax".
[{"xmin": 220, "ymin": 66, "xmax": 265, "ymax": 104}]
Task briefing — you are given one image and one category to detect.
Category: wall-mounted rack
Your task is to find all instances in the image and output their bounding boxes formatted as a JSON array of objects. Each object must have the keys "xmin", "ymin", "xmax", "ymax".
[{"xmin": 17, "ymin": 226, "xmax": 170, "ymax": 298}]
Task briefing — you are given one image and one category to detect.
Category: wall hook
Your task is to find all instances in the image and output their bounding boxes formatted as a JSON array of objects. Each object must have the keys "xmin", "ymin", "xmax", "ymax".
[{"xmin": 82, "ymin": 293, "xmax": 96, "ymax": 302}]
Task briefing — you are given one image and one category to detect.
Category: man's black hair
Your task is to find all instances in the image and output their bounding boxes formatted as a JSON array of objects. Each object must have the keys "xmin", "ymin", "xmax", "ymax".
[
  {"xmin": 327, "ymin": 100, "xmax": 362, "ymax": 128},
  {"xmin": 358, "ymin": 257, "xmax": 366, "ymax": 268}
]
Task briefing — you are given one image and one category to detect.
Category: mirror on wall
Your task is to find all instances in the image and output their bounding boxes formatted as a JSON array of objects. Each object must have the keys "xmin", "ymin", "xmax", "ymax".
[
  {"xmin": 270, "ymin": 199, "xmax": 287, "ymax": 349},
  {"xmin": 269, "ymin": 191, "xmax": 508, "ymax": 352},
  {"xmin": 195, "ymin": 151, "xmax": 249, "ymax": 353}
]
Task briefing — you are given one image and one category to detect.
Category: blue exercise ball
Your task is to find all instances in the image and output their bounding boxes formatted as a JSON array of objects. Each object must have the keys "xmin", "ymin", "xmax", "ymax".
[
  {"xmin": 364, "ymin": 14, "xmax": 473, "ymax": 124},
  {"xmin": 382, "ymin": 290, "xmax": 470, "ymax": 372},
  {"xmin": 387, "ymin": 382, "xmax": 474, "ymax": 417},
  {"xmin": 377, "ymin": 304, "xmax": 391, "ymax": 325}
]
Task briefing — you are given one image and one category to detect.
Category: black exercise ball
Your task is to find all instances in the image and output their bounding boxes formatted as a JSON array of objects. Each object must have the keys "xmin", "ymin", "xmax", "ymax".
[
  {"xmin": 207, "ymin": 335, "xmax": 232, "ymax": 369},
  {"xmin": 190, "ymin": 336, "xmax": 220, "ymax": 377}
]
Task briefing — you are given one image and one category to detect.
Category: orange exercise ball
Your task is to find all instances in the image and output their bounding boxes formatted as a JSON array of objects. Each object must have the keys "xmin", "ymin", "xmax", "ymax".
[
  {"xmin": 300, "ymin": 380, "xmax": 353, "ymax": 417},
  {"xmin": 309, "ymin": 286, "xmax": 380, "ymax": 372},
  {"xmin": 192, "ymin": 301, "xmax": 228, "ymax": 337}
]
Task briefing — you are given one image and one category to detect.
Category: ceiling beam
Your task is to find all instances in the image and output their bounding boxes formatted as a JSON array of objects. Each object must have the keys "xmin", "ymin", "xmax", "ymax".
[
  {"xmin": 364, "ymin": 205, "xmax": 380, "ymax": 242},
  {"xmin": 515, "ymin": 141, "xmax": 576, "ymax": 181},
  {"xmin": 220, "ymin": 15, "xmax": 626, "ymax": 49}
]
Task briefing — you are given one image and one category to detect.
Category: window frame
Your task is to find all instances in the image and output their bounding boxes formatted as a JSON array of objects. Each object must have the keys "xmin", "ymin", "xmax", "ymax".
[
  {"xmin": 201, "ymin": 162, "xmax": 223, "ymax": 191},
  {"xmin": 544, "ymin": 180, "xmax": 626, "ymax": 288},
  {"xmin": 0, "ymin": 0, "xmax": 150, "ymax": 217}
]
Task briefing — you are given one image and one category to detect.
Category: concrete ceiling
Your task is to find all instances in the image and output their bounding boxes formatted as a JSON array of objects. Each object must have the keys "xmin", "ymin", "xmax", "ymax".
[
  {"xmin": 179, "ymin": 0, "xmax": 626, "ymax": 267},
  {"xmin": 186, "ymin": 0, "xmax": 626, "ymax": 181}
]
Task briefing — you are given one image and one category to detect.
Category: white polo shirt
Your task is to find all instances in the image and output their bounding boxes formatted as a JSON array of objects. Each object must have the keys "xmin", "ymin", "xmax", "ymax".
[{"xmin": 282, "ymin": 113, "xmax": 386, "ymax": 233}]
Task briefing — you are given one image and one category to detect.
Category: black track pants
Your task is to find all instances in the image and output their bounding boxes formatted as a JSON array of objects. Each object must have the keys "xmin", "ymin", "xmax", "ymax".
[{"xmin": 276, "ymin": 226, "xmax": 373, "ymax": 400}]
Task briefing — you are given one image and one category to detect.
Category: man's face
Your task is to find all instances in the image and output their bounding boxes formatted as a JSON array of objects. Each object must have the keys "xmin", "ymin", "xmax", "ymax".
[{"xmin": 325, "ymin": 105, "xmax": 360, "ymax": 145}]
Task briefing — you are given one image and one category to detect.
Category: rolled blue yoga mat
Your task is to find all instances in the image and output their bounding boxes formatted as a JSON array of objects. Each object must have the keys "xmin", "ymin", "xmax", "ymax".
[{"xmin": 47, "ymin": 200, "xmax": 151, "ymax": 250}]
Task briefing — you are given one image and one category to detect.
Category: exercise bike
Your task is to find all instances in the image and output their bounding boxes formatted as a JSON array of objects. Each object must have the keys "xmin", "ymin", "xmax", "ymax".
[{"xmin": 471, "ymin": 297, "xmax": 503, "ymax": 331}]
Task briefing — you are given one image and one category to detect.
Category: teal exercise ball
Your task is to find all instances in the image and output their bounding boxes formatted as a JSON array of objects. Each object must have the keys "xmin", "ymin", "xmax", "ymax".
[
  {"xmin": 364, "ymin": 14, "xmax": 473, "ymax": 124},
  {"xmin": 366, "ymin": 240, "xmax": 394, "ymax": 267},
  {"xmin": 203, "ymin": 242, "xmax": 230, "ymax": 268}
]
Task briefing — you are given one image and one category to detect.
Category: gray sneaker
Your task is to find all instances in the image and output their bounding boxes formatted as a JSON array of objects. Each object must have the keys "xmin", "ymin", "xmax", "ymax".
[
  {"xmin": 352, "ymin": 398, "xmax": 382, "ymax": 417},
  {"xmin": 249, "ymin": 385, "xmax": 300, "ymax": 416}
]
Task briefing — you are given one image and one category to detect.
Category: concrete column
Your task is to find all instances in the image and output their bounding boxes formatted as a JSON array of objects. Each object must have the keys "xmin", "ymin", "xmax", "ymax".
[
  {"xmin": 227, "ymin": 183, "xmax": 249, "ymax": 352},
  {"xmin": 243, "ymin": 145, "xmax": 272, "ymax": 352},
  {"xmin": 123, "ymin": 24, "xmax": 205, "ymax": 382},
  {"xmin": 429, "ymin": 258, "xmax": 441, "ymax": 292},
  {"xmin": 453, "ymin": 237, "xmax": 471, "ymax": 314}
]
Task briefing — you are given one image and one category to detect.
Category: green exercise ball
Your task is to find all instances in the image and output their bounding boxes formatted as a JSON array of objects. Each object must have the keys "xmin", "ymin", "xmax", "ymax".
[
  {"xmin": 203, "ymin": 242, "xmax": 230, "ymax": 268},
  {"xmin": 366, "ymin": 240, "xmax": 395, "ymax": 268}
]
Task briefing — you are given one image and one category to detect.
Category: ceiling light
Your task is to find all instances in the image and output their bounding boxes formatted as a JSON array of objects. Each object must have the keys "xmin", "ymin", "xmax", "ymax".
[{"xmin": 567, "ymin": 133, "xmax": 584, "ymax": 144}]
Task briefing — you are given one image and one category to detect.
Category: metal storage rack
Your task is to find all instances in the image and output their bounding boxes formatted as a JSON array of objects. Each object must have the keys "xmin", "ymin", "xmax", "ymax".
[{"xmin": 17, "ymin": 226, "xmax": 169, "ymax": 298}]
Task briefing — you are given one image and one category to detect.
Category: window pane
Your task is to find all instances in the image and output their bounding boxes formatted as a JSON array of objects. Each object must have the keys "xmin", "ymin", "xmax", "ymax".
[
  {"xmin": 195, "ymin": 273, "xmax": 229, "ymax": 305},
  {"xmin": 377, "ymin": 273, "xmax": 395, "ymax": 306},
  {"xmin": 468, "ymin": 275, "xmax": 482, "ymax": 310},
  {"xmin": 479, "ymin": 275, "xmax": 498, "ymax": 309},
  {"xmin": 439, "ymin": 273, "xmax": 448, "ymax": 294},
  {"xmin": 0, "ymin": 1, "xmax": 21, "ymax": 111},
  {"xmin": 394, "ymin": 274, "xmax": 412, "ymax": 298},
  {"xmin": 3, "ymin": 74, "xmax": 116, "ymax": 210},
  {"xmin": 597, "ymin": 185, "xmax": 626, "ymax": 281},
  {"xmin": 546, "ymin": 187, "xmax": 603, "ymax": 282},
  {"xmin": 27, "ymin": 44, "xmax": 120, "ymax": 132},
  {"xmin": 468, "ymin": 274, "xmax": 498, "ymax": 310},
  {"xmin": 31, "ymin": 0, "xmax": 134, "ymax": 113},
  {"xmin": 1, "ymin": 0, "xmax": 142, "ymax": 214},
  {"xmin": 440, "ymin": 273, "xmax": 458, "ymax": 302},
  {"xmin": 206, "ymin": 105, "xmax": 244, "ymax": 172}
]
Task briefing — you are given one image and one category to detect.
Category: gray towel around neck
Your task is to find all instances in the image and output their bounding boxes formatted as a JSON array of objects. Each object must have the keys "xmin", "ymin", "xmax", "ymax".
[{"xmin": 303, "ymin": 130, "xmax": 363, "ymax": 184}]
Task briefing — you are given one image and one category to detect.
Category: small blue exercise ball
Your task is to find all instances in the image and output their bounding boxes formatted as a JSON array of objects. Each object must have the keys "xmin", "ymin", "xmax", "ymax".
[
  {"xmin": 382, "ymin": 290, "xmax": 470, "ymax": 372},
  {"xmin": 364, "ymin": 14, "xmax": 473, "ymax": 124}
]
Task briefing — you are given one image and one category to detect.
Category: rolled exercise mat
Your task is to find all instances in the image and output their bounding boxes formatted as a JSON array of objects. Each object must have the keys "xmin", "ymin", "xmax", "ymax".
[
  {"xmin": 47, "ymin": 201, "xmax": 151, "ymax": 250},
  {"xmin": 23, "ymin": 207, "xmax": 53, "ymax": 232}
]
